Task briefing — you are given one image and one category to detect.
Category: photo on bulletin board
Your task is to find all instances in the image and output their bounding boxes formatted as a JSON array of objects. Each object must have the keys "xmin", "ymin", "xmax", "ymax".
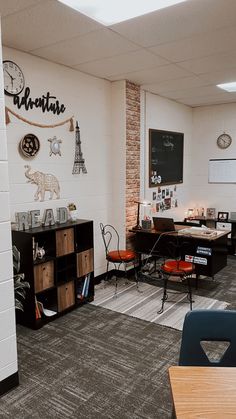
[{"xmin": 149, "ymin": 129, "xmax": 184, "ymax": 187}]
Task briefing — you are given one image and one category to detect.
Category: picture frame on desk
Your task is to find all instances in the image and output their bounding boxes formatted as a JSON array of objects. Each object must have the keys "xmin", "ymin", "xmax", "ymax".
[
  {"xmin": 218, "ymin": 211, "xmax": 229, "ymax": 221},
  {"xmin": 206, "ymin": 208, "xmax": 216, "ymax": 219}
]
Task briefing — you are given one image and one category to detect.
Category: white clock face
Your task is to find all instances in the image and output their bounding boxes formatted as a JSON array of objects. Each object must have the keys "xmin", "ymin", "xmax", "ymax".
[
  {"xmin": 3, "ymin": 60, "xmax": 25, "ymax": 96},
  {"xmin": 217, "ymin": 133, "xmax": 232, "ymax": 149}
]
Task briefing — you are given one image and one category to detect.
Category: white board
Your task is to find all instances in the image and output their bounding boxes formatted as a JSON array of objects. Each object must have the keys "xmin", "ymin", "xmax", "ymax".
[{"xmin": 208, "ymin": 159, "xmax": 236, "ymax": 183}]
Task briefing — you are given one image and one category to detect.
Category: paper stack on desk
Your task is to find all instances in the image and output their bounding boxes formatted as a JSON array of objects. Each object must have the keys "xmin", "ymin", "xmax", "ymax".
[{"xmin": 178, "ymin": 227, "xmax": 218, "ymax": 237}]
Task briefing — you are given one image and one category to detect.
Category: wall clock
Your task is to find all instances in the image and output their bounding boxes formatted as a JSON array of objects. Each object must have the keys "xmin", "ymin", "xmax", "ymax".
[
  {"xmin": 3, "ymin": 60, "xmax": 25, "ymax": 96},
  {"xmin": 19, "ymin": 134, "xmax": 40, "ymax": 158},
  {"xmin": 216, "ymin": 133, "xmax": 232, "ymax": 149}
]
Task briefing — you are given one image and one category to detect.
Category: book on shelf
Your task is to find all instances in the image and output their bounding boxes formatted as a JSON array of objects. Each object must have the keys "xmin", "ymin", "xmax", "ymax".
[
  {"xmin": 84, "ymin": 273, "xmax": 91, "ymax": 297},
  {"xmin": 77, "ymin": 273, "xmax": 91, "ymax": 299},
  {"xmin": 35, "ymin": 297, "xmax": 57, "ymax": 318},
  {"xmin": 76, "ymin": 281, "xmax": 84, "ymax": 299},
  {"xmin": 35, "ymin": 296, "xmax": 41, "ymax": 320}
]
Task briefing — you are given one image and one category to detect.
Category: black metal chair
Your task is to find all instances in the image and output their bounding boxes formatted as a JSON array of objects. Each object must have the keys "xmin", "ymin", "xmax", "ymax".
[
  {"xmin": 100, "ymin": 223, "xmax": 138, "ymax": 294},
  {"xmin": 158, "ymin": 234, "xmax": 195, "ymax": 314},
  {"xmin": 179, "ymin": 309, "xmax": 236, "ymax": 366}
]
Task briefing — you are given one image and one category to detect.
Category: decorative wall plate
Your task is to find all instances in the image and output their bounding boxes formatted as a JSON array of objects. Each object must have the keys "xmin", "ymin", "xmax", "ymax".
[{"xmin": 19, "ymin": 134, "xmax": 40, "ymax": 158}]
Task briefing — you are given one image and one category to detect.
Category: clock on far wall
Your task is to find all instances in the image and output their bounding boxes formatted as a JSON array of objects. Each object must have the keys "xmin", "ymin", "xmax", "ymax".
[
  {"xmin": 3, "ymin": 60, "xmax": 25, "ymax": 96},
  {"xmin": 216, "ymin": 133, "xmax": 232, "ymax": 149}
]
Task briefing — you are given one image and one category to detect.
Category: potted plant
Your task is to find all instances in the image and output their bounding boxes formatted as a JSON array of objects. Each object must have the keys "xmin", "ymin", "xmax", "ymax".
[
  {"xmin": 13, "ymin": 245, "xmax": 30, "ymax": 311},
  {"xmin": 68, "ymin": 202, "xmax": 78, "ymax": 221}
]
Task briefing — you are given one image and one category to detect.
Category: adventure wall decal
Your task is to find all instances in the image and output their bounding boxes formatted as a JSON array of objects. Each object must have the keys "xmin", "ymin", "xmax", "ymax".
[{"xmin": 13, "ymin": 87, "xmax": 66, "ymax": 115}]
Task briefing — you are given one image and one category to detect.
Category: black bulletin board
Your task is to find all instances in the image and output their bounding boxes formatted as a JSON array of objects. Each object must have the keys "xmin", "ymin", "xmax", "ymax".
[{"xmin": 149, "ymin": 129, "xmax": 184, "ymax": 187}]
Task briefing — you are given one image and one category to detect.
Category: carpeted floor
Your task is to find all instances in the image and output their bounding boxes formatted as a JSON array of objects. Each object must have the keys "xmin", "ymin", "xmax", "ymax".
[
  {"xmin": 1, "ymin": 256, "xmax": 236, "ymax": 419},
  {"xmin": 1, "ymin": 305, "xmax": 180, "ymax": 419}
]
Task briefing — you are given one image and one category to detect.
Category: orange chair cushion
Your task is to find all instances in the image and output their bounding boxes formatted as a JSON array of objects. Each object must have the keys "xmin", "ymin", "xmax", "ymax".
[
  {"xmin": 162, "ymin": 260, "xmax": 194, "ymax": 275},
  {"xmin": 107, "ymin": 250, "xmax": 136, "ymax": 262}
]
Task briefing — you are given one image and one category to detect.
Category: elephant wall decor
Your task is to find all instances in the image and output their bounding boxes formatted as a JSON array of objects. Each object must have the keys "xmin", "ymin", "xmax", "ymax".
[{"xmin": 24, "ymin": 165, "xmax": 60, "ymax": 201}]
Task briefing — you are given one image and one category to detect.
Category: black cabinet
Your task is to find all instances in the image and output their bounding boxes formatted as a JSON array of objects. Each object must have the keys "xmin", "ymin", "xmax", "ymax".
[{"xmin": 12, "ymin": 219, "xmax": 94, "ymax": 329}]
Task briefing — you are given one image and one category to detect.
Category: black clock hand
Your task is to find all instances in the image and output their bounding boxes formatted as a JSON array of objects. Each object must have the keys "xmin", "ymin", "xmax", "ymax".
[
  {"xmin": 5, "ymin": 69, "xmax": 14, "ymax": 81},
  {"xmin": 5, "ymin": 70, "xmax": 15, "ymax": 89}
]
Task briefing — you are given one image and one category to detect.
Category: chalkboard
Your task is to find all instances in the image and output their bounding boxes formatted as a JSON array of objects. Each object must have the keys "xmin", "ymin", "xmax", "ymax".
[
  {"xmin": 149, "ymin": 129, "xmax": 184, "ymax": 187},
  {"xmin": 209, "ymin": 159, "xmax": 236, "ymax": 183}
]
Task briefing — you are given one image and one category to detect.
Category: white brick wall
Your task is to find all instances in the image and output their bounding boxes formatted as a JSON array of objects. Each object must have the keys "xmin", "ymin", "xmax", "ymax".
[{"xmin": 0, "ymin": 24, "xmax": 18, "ymax": 384}]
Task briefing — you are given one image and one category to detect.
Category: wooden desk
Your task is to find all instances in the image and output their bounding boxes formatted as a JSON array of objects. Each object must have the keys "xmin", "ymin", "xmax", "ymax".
[
  {"xmin": 169, "ymin": 366, "xmax": 236, "ymax": 418},
  {"xmin": 130, "ymin": 225, "xmax": 228, "ymax": 277}
]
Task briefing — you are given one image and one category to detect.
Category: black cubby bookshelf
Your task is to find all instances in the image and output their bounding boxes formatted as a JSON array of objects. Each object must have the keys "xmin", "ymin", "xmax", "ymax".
[{"xmin": 12, "ymin": 219, "xmax": 94, "ymax": 329}]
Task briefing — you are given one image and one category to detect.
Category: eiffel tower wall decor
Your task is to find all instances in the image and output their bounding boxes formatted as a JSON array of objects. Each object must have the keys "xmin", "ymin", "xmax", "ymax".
[{"xmin": 72, "ymin": 121, "xmax": 87, "ymax": 174}]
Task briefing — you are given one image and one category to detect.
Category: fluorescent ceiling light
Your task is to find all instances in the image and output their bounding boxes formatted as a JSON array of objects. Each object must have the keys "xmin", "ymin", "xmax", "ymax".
[
  {"xmin": 58, "ymin": 0, "xmax": 188, "ymax": 26},
  {"xmin": 217, "ymin": 82, "xmax": 236, "ymax": 92}
]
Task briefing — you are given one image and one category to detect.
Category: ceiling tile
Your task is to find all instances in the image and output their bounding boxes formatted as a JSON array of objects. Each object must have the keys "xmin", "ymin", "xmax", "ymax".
[
  {"xmin": 141, "ymin": 76, "xmax": 205, "ymax": 94},
  {"xmin": 199, "ymin": 68, "xmax": 236, "ymax": 85},
  {"xmin": 107, "ymin": 64, "xmax": 192, "ymax": 84},
  {"xmin": 1, "ymin": 0, "xmax": 101, "ymax": 51},
  {"xmin": 179, "ymin": 92, "xmax": 236, "ymax": 107},
  {"xmin": 31, "ymin": 28, "xmax": 139, "ymax": 66},
  {"xmin": 110, "ymin": 0, "xmax": 236, "ymax": 48},
  {"xmin": 149, "ymin": 26, "xmax": 236, "ymax": 63},
  {"xmin": 0, "ymin": 0, "xmax": 39, "ymax": 17},
  {"xmin": 178, "ymin": 51, "xmax": 236, "ymax": 75},
  {"xmin": 162, "ymin": 85, "xmax": 222, "ymax": 100},
  {"xmin": 74, "ymin": 49, "xmax": 169, "ymax": 78}
]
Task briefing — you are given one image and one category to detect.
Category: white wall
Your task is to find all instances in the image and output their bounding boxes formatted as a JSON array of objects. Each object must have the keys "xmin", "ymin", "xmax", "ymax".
[
  {"xmin": 142, "ymin": 91, "xmax": 193, "ymax": 220},
  {"xmin": 0, "ymin": 36, "xmax": 18, "ymax": 382},
  {"xmin": 3, "ymin": 47, "xmax": 115, "ymax": 277},
  {"xmin": 191, "ymin": 103, "xmax": 236, "ymax": 214}
]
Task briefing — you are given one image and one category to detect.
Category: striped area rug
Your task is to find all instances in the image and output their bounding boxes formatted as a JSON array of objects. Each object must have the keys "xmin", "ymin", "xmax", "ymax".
[{"xmin": 91, "ymin": 280, "xmax": 228, "ymax": 331}]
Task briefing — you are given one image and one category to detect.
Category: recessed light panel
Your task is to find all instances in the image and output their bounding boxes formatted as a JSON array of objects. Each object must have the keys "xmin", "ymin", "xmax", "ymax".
[
  {"xmin": 58, "ymin": 0, "xmax": 188, "ymax": 26},
  {"xmin": 217, "ymin": 82, "xmax": 236, "ymax": 92}
]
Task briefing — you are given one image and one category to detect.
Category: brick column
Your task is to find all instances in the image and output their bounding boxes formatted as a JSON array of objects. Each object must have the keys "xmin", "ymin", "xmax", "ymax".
[{"xmin": 125, "ymin": 81, "xmax": 140, "ymax": 246}]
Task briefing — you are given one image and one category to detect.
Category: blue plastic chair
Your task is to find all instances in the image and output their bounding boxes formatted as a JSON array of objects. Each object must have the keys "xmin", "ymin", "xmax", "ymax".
[{"xmin": 179, "ymin": 309, "xmax": 236, "ymax": 366}]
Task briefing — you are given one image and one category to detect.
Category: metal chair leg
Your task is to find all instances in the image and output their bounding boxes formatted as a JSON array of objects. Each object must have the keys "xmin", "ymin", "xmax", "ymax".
[
  {"xmin": 158, "ymin": 274, "xmax": 168, "ymax": 314},
  {"xmin": 124, "ymin": 263, "xmax": 129, "ymax": 285},
  {"xmin": 102, "ymin": 261, "xmax": 110, "ymax": 288},
  {"xmin": 134, "ymin": 260, "xmax": 142, "ymax": 292},
  {"xmin": 186, "ymin": 276, "xmax": 193, "ymax": 310},
  {"xmin": 114, "ymin": 262, "xmax": 121, "ymax": 296},
  {"xmin": 114, "ymin": 275, "xmax": 118, "ymax": 296}
]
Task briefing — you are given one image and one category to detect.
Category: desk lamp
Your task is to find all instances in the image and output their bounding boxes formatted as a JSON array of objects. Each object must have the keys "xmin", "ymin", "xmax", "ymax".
[{"xmin": 134, "ymin": 200, "xmax": 152, "ymax": 230}]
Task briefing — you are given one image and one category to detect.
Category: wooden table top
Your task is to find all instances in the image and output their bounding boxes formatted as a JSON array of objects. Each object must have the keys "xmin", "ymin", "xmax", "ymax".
[{"xmin": 169, "ymin": 366, "xmax": 236, "ymax": 418}]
